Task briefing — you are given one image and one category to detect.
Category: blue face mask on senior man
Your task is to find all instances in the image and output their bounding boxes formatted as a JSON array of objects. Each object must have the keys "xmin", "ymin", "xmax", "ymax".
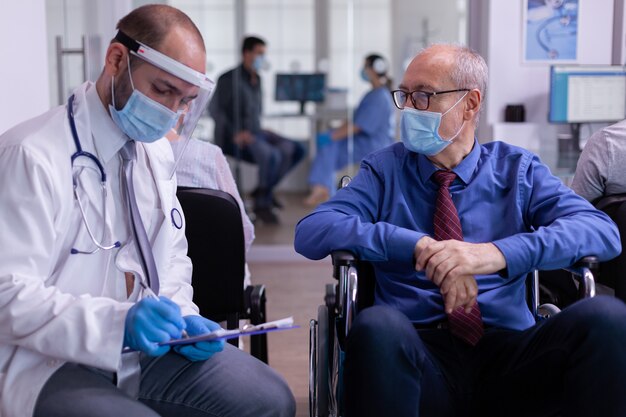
[
  {"xmin": 400, "ymin": 92, "xmax": 468, "ymax": 156},
  {"xmin": 109, "ymin": 58, "xmax": 182, "ymax": 143}
]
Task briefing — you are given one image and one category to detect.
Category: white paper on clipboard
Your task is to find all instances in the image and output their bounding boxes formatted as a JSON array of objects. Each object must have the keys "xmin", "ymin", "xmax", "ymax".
[{"xmin": 161, "ymin": 316, "xmax": 297, "ymax": 346}]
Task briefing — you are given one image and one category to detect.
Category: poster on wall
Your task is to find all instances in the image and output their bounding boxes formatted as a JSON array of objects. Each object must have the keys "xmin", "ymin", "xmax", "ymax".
[{"xmin": 523, "ymin": 0, "xmax": 579, "ymax": 62}]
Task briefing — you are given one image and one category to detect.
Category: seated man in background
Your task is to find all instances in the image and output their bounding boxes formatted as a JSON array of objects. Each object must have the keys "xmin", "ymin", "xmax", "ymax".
[
  {"xmin": 571, "ymin": 119, "xmax": 626, "ymax": 202},
  {"xmin": 571, "ymin": 120, "xmax": 626, "ymax": 302},
  {"xmin": 304, "ymin": 53, "xmax": 395, "ymax": 207},
  {"xmin": 209, "ymin": 36, "xmax": 306, "ymax": 225},
  {"xmin": 295, "ymin": 44, "xmax": 626, "ymax": 417}
]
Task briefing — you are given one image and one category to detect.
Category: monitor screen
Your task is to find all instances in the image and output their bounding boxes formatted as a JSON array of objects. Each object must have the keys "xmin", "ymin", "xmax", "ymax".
[
  {"xmin": 275, "ymin": 73, "xmax": 326, "ymax": 103},
  {"xmin": 549, "ymin": 65, "xmax": 626, "ymax": 123}
]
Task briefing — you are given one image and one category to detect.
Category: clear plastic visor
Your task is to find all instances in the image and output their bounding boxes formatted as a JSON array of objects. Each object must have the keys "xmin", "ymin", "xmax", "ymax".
[{"xmin": 115, "ymin": 31, "xmax": 214, "ymax": 178}]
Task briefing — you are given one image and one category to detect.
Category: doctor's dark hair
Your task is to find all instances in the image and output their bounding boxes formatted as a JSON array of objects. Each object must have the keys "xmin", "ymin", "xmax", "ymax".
[
  {"xmin": 114, "ymin": 4, "xmax": 205, "ymax": 55},
  {"xmin": 242, "ymin": 36, "xmax": 266, "ymax": 54}
]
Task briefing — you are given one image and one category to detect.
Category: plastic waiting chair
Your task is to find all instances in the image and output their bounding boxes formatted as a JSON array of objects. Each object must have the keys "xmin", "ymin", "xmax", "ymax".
[{"xmin": 176, "ymin": 187, "xmax": 268, "ymax": 363}]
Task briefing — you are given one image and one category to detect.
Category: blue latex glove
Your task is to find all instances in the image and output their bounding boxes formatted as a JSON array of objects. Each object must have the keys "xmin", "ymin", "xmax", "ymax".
[
  {"xmin": 123, "ymin": 296, "xmax": 186, "ymax": 356},
  {"xmin": 316, "ymin": 131, "xmax": 332, "ymax": 149},
  {"xmin": 174, "ymin": 315, "xmax": 225, "ymax": 362}
]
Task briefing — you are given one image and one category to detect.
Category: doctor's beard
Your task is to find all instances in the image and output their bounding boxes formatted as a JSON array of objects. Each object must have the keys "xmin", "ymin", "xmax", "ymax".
[{"xmin": 111, "ymin": 65, "xmax": 134, "ymax": 111}]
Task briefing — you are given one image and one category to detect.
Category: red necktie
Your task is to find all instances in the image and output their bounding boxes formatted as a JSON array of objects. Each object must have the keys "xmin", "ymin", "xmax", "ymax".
[{"xmin": 432, "ymin": 170, "xmax": 484, "ymax": 346}]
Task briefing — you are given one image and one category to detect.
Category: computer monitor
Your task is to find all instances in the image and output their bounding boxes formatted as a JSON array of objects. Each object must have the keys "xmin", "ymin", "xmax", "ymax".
[
  {"xmin": 275, "ymin": 73, "xmax": 326, "ymax": 114},
  {"xmin": 549, "ymin": 65, "xmax": 626, "ymax": 150},
  {"xmin": 549, "ymin": 65, "xmax": 626, "ymax": 124}
]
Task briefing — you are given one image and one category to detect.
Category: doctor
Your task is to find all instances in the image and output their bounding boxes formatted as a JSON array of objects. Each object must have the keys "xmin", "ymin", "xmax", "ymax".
[{"xmin": 0, "ymin": 4, "xmax": 294, "ymax": 417}]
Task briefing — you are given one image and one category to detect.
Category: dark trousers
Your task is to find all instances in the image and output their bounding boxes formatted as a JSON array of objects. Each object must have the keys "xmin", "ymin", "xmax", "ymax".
[
  {"xmin": 344, "ymin": 297, "xmax": 626, "ymax": 417},
  {"xmin": 237, "ymin": 130, "xmax": 305, "ymax": 210}
]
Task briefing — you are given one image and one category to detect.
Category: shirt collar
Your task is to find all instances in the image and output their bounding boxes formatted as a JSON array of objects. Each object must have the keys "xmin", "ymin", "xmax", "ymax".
[
  {"xmin": 85, "ymin": 82, "xmax": 129, "ymax": 164},
  {"xmin": 417, "ymin": 138, "xmax": 481, "ymax": 185}
]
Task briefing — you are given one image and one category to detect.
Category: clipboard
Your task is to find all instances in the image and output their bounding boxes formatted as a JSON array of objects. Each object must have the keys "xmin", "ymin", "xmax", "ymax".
[
  {"xmin": 123, "ymin": 317, "xmax": 297, "ymax": 353},
  {"xmin": 162, "ymin": 317, "xmax": 298, "ymax": 347}
]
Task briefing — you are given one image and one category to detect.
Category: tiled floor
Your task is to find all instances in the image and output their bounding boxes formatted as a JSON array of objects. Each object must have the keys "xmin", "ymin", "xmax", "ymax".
[
  {"xmin": 243, "ymin": 191, "xmax": 332, "ymax": 417},
  {"xmin": 246, "ymin": 260, "xmax": 333, "ymax": 417},
  {"xmin": 245, "ymin": 191, "xmax": 317, "ymax": 246}
]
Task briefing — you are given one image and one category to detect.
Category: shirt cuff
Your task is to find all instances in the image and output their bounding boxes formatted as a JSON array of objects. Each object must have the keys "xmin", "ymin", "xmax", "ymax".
[
  {"xmin": 492, "ymin": 236, "xmax": 531, "ymax": 278},
  {"xmin": 387, "ymin": 227, "xmax": 425, "ymax": 264}
]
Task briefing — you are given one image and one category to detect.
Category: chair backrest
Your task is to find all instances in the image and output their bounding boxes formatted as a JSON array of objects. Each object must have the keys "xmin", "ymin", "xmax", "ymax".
[
  {"xmin": 176, "ymin": 187, "xmax": 246, "ymax": 320},
  {"xmin": 595, "ymin": 194, "xmax": 626, "ymax": 302}
]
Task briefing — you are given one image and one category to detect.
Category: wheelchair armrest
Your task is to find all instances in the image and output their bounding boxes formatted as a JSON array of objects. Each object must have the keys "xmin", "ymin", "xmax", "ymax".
[
  {"xmin": 563, "ymin": 256, "xmax": 598, "ymax": 299},
  {"xmin": 331, "ymin": 250, "xmax": 358, "ymax": 274}
]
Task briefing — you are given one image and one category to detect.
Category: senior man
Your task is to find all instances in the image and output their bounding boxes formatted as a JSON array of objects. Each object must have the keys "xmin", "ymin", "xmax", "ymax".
[{"xmin": 295, "ymin": 44, "xmax": 626, "ymax": 417}]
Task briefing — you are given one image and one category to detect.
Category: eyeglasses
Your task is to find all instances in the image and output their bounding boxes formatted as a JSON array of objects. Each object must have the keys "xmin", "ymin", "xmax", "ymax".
[{"xmin": 391, "ymin": 89, "xmax": 470, "ymax": 110}]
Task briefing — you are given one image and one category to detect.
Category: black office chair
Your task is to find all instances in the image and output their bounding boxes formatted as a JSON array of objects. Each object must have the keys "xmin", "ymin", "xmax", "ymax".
[
  {"xmin": 595, "ymin": 193, "xmax": 626, "ymax": 302},
  {"xmin": 308, "ymin": 178, "xmax": 598, "ymax": 417},
  {"xmin": 176, "ymin": 187, "xmax": 268, "ymax": 363}
]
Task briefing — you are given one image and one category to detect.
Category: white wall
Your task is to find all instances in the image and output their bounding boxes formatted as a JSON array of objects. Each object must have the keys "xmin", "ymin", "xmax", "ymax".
[
  {"xmin": 391, "ymin": 0, "xmax": 467, "ymax": 85},
  {"xmin": 46, "ymin": 0, "xmax": 132, "ymax": 106},
  {"xmin": 485, "ymin": 0, "xmax": 614, "ymax": 141},
  {"xmin": 0, "ymin": 0, "xmax": 50, "ymax": 134}
]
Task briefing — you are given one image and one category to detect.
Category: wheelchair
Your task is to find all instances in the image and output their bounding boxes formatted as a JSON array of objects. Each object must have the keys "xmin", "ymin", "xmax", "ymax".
[{"xmin": 308, "ymin": 192, "xmax": 599, "ymax": 417}]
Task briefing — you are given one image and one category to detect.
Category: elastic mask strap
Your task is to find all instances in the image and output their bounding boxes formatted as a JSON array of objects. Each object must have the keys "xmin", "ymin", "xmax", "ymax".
[
  {"xmin": 110, "ymin": 54, "xmax": 136, "ymax": 110},
  {"xmin": 126, "ymin": 54, "xmax": 136, "ymax": 90},
  {"xmin": 444, "ymin": 120, "xmax": 465, "ymax": 142},
  {"xmin": 111, "ymin": 76, "xmax": 117, "ymax": 108},
  {"xmin": 442, "ymin": 91, "xmax": 469, "ymax": 117},
  {"xmin": 441, "ymin": 92, "xmax": 469, "ymax": 142}
]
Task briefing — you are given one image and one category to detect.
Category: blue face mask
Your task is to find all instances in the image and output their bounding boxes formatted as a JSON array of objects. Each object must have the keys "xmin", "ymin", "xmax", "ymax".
[
  {"xmin": 360, "ymin": 68, "xmax": 369, "ymax": 82},
  {"xmin": 400, "ymin": 92, "xmax": 467, "ymax": 156},
  {"xmin": 253, "ymin": 55, "xmax": 265, "ymax": 71},
  {"xmin": 109, "ymin": 58, "xmax": 181, "ymax": 143}
]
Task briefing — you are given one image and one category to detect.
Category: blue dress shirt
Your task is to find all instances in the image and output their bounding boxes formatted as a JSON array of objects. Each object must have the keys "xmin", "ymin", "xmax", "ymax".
[{"xmin": 295, "ymin": 140, "xmax": 621, "ymax": 330}]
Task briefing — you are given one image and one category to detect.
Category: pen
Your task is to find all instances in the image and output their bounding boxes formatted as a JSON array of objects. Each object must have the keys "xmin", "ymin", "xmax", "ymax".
[{"xmin": 140, "ymin": 281, "xmax": 189, "ymax": 339}]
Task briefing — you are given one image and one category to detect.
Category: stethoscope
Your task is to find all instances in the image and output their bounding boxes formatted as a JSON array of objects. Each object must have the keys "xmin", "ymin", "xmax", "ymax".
[
  {"xmin": 68, "ymin": 94, "xmax": 122, "ymax": 255},
  {"xmin": 67, "ymin": 95, "xmax": 183, "ymax": 254}
]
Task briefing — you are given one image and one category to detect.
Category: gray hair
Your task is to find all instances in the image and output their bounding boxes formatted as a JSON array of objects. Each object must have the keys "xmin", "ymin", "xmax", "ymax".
[
  {"xmin": 418, "ymin": 43, "xmax": 488, "ymax": 124},
  {"xmin": 449, "ymin": 44, "xmax": 487, "ymax": 125},
  {"xmin": 448, "ymin": 45, "xmax": 488, "ymax": 99}
]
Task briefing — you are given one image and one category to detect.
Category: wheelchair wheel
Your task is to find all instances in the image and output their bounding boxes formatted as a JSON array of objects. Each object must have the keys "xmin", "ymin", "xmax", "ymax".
[
  {"xmin": 537, "ymin": 303, "xmax": 561, "ymax": 320},
  {"xmin": 316, "ymin": 305, "xmax": 330, "ymax": 417}
]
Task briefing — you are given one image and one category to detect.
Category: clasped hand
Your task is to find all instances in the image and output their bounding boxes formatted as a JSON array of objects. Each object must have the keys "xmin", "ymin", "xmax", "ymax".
[
  {"xmin": 124, "ymin": 297, "xmax": 224, "ymax": 360},
  {"xmin": 414, "ymin": 236, "xmax": 506, "ymax": 314}
]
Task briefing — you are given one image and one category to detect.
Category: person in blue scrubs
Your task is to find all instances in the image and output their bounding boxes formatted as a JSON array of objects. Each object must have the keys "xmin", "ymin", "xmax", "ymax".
[
  {"xmin": 295, "ymin": 44, "xmax": 626, "ymax": 417},
  {"xmin": 304, "ymin": 54, "xmax": 395, "ymax": 206}
]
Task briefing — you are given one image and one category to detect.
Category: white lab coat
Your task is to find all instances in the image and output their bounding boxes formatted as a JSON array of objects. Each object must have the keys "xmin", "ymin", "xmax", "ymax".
[{"xmin": 0, "ymin": 82, "xmax": 197, "ymax": 417}]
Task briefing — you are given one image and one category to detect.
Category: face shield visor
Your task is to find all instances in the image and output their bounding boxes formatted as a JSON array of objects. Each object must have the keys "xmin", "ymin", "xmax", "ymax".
[{"xmin": 114, "ymin": 31, "xmax": 214, "ymax": 178}]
